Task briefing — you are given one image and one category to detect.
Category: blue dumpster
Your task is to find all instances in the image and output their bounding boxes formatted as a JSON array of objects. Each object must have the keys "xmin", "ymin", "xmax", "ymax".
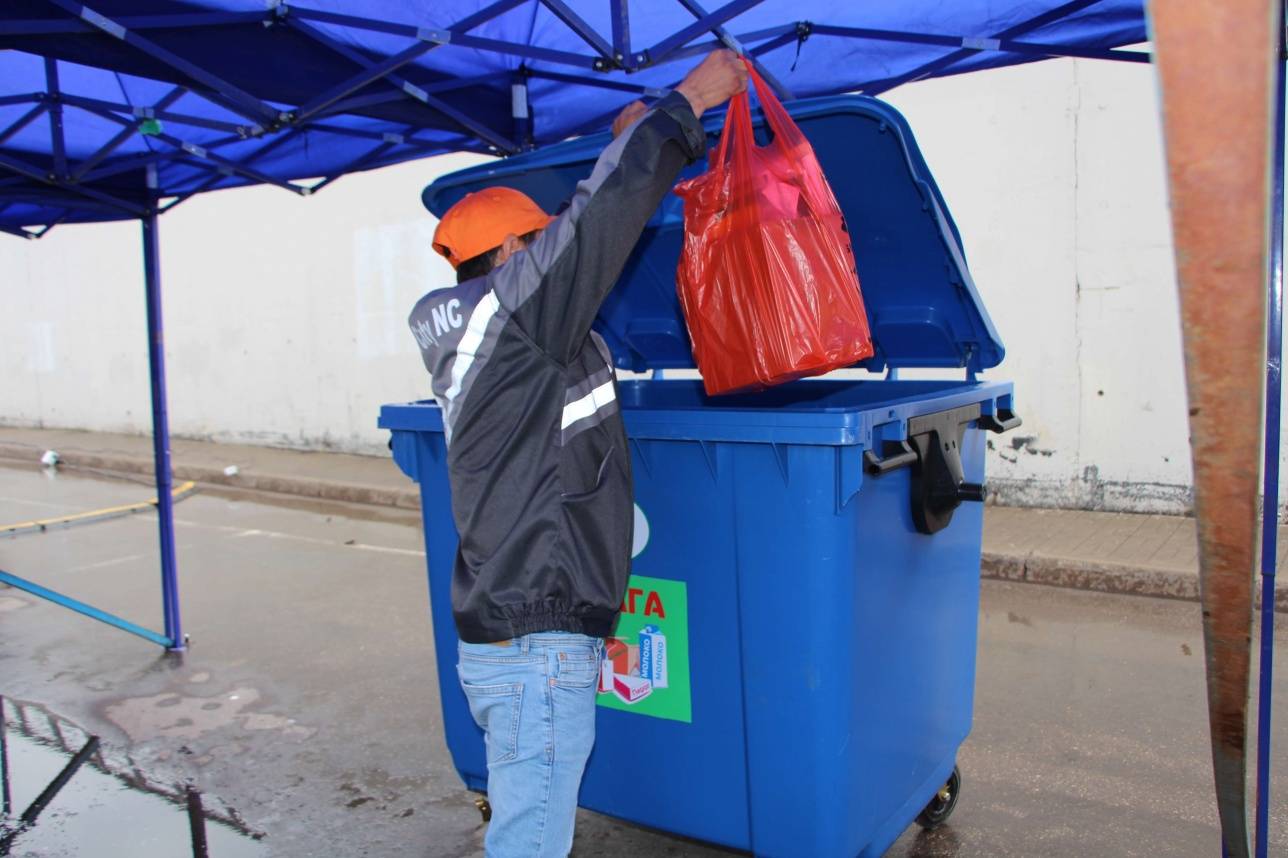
[{"xmin": 381, "ymin": 95, "xmax": 1018, "ymax": 857}]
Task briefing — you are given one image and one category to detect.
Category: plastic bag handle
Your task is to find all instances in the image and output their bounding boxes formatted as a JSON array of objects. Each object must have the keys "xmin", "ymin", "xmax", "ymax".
[
  {"xmin": 711, "ymin": 58, "xmax": 799, "ymax": 169},
  {"xmin": 741, "ymin": 59, "xmax": 796, "ymax": 147},
  {"xmin": 712, "ymin": 87, "xmax": 749, "ymax": 170}
]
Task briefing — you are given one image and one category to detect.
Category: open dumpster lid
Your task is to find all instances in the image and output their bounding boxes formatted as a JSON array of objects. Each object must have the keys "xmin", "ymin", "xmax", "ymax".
[{"xmin": 422, "ymin": 95, "xmax": 1005, "ymax": 374}]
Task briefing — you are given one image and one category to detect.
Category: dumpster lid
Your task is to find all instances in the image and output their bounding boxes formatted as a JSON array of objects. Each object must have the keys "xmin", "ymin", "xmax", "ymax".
[{"xmin": 421, "ymin": 95, "xmax": 1004, "ymax": 374}]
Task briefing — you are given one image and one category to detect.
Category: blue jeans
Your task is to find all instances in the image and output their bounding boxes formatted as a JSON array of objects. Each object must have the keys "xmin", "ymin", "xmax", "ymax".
[{"xmin": 458, "ymin": 633, "xmax": 603, "ymax": 858}]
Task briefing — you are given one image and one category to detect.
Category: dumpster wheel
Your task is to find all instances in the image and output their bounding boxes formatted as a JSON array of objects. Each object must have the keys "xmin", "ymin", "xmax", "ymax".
[
  {"xmin": 474, "ymin": 796, "xmax": 492, "ymax": 823},
  {"xmin": 915, "ymin": 766, "xmax": 961, "ymax": 830}
]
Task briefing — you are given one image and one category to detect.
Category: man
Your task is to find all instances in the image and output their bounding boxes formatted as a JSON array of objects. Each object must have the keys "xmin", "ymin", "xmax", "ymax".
[{"xmin": 408, "ymin": 50, "xmax": 747, "ymax": 857}]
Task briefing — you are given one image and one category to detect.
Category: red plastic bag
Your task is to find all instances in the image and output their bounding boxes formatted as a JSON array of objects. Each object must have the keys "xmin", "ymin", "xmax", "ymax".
[{"xmin": 674, "ymin": 60, "xmax": 874, "ymax": 396}]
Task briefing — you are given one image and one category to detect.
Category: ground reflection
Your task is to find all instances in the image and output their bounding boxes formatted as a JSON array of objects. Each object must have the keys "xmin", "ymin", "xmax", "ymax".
[{"xmin": 1, "ymin": 697, "xmax": 266, "ymax": 857}]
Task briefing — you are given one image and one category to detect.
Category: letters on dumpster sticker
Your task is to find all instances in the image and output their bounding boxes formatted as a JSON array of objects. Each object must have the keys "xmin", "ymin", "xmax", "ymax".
[{"xmin": 596, "ymin": 575, "xmax": 690, "ymax": 723}]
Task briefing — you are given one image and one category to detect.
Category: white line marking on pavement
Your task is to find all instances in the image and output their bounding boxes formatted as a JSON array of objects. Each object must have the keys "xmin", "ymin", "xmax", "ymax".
[
  {"xmin": 0, "ymin": 496, "xmax": 84, "ymax": 511},
  {"xmin": 172, "ymin": 518, "xmax": 424, "ymax": 557},
  {"xmin": 67, "ymin": 552, "xmax": 145, "ymax": 573}
]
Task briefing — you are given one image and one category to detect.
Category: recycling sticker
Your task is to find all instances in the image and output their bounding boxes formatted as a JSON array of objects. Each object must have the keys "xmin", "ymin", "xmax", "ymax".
[{"xmin": 596, "ymin": 505, "xmax": 692, "ymax": 723}]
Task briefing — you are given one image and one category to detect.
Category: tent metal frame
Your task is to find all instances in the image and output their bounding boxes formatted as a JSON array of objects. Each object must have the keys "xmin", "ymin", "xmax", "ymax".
[
  {"xmin": 0, "ymin": 2, "xmax": 1276, "ymax": 855},
  {"xmin": 0, "ymin": 0, "xmax": 1152, "ymax": 236},
  {"xmin": 1254, "ymin": 25, "xmax": 1285, "ymax": 858}
]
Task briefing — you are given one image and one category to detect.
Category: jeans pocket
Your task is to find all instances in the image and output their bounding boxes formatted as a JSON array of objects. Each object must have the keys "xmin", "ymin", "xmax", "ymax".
[
  {"xmin": 552, "ymin": 645, "xmax": 602, "ymax": 689},
  {"xmin": 459, "ymin": 679, "xmax": 524, "ymax": 764}
]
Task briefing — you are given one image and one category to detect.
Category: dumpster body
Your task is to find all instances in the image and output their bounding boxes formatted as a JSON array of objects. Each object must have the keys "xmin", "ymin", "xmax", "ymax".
[{"xmin": 381, "ymin": 95, "xmax": 1015, "ymax": 858}]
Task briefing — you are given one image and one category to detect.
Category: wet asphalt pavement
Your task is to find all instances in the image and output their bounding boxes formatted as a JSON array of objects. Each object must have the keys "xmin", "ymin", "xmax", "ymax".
[{"xmin": 0, "ymin": 464, "xmax": 1285, "ymax": 857}]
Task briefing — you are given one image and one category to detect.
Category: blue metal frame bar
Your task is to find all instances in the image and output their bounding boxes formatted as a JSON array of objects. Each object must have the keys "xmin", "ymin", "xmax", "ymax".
[
  {"xmin": 809, "ymin": 23, "xmax": 1150, "ymax": 63},
  {"xmin": 149, "ymin": 131, "xmax": 307, "ymax": 194},
  {"xmin": 0, "ymin": 94, "xmax": 43, "ymax": 108},
  {"xmin": 291, "ymin": 40, "xmax": 440, "ymax": 125},
  {"xmin": 527, "ymin": 67, "xmax": 670, "ymax": 97},
  {"xmin": 421, "ymin": 30, "xmax": 600, "ymax": 70},
  {"xmin": 747, "ymin": 28, "xmax": 800, "ymax": 59},
  {"xmin": 159, "ymin": 128, "xmax": 302, "ymax": 212},
  {"xmin": 0, "ymin": 102, "xmax": 49, "ymax": 147},
  {"xmin": 0, "ymin": 11, "xmax": 264, "ymax": 36},
  {"xmin": 148, "ymin": 130, "xmax": 303, "ymax": 191},
  {"xmin": 674, "ymin": 0, "xmax": 793, "ymax": 99},
  {"xmin": 436, "ymin": 0, "xmax": 534, "ymax": 33},
  {"xmin": 287, "ymin": 6, "xmax": 602, "ymax": 69},
  {"xmin": 78, "ymin": 148, "xmax": 186, "ymax": 184},
  {"xmin": 60, "ymin": 92, "xmax": 252, "ymax": 135},
  {"xmin": 610, "ymin": 0, "xmax": 631, "ymax": 63},
  {"xmin": 312, "ymin": 71, "xmax": 513, "ymax": 119},
  {"xmin": 70, "ymin": 87, "xmax": 186, "ymax": 181},
  {"xmin": 284, "ymin": 1, "xmax": 514, "ymax": 37},
  {"xmin": 1, "ymin": 694, "xmax": 10, "ymax": 816},
  {"xmin": 141, "ymin": 200, "xmax": 184, "ymax": 652},
  {"xmin": 65, "ymin": 97, "xmax": 307, "ymax": 194},
  {"xmin": 539, "ymin": 0, "xmax": 616, "ymax": 60},
  {"xmin": 288, "ymin": 121, "xmax": 390, "ymax": 142},
  {"xmin": 865, "ymin": 0, "xmax": 1105, "ymax": 95},
  {"xmin": 528, "ymin": 25, "xmax": 804, "ymax": 101},
  {"xmin": 0, "ymin": 569, "xmax": 173, "ymax": 648},
  {"xmin": 644, "ymin": 0, "xmax": 765, "ymax": 65},
  {"xmin": 75, "ymin": 127, "xmax": 255, "ymax": 183},
  {"xmin": 542, "ymin": 22, "xmax": 796, "ymax": 71},
  {"xmin": 159, "ymin": 120, "xmax": 459, "ymax": 212},
  {"xmin": 1254, "ymin": 26, "xmax": 1285, "ymax": 858},
  {"xmin": 286, "ymin": 17, "xmax": 519, "ymax": 153},
  {"xmin": 43, "ymin": 58, "xmax": 67, "ymax": 179},
  {"xmin": 0, "ymin": 150, "xmax": 147, "ymax": 214},
  {"xmin": 44, "ymin": 0, "xmax": 281, "ymax": 125}
]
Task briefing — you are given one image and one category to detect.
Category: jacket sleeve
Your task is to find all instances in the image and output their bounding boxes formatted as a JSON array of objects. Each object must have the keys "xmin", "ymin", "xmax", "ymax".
[{"xmin": 489, "ymin": 92, "xmax": 707, "ymax": 365}]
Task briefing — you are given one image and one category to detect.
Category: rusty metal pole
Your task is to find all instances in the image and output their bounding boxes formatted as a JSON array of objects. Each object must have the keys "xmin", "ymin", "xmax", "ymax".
[{"xmin": 1148, "ymin": 3, "xmax": 1283, "ymax": 856}]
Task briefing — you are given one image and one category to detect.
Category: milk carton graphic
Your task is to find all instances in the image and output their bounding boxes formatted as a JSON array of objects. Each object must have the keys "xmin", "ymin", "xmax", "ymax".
[{"xmin": 638, "ymin": 625, "xmax": 668, "ymax": 689}]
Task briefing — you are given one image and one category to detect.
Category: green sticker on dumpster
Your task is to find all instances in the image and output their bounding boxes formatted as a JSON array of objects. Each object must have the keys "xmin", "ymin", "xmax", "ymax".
[{"xmin": 596, "ymin": 574, "xmax": 691, "ymax": 724}]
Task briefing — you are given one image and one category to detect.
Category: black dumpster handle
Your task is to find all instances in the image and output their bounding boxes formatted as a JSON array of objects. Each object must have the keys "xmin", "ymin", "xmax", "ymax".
[
  {"xmin": 978, "ymin": 408, "xmax": 1022, "ymax": 434},
  {"xmin": 864, "ymin": 441, "xmax": 919, "ymax": 475}
]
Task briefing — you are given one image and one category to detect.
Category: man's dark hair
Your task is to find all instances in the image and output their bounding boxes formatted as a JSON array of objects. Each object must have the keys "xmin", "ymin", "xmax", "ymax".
[{"xmin": 456, "ymin": 229, "xmax": 543, "ymax": 284}]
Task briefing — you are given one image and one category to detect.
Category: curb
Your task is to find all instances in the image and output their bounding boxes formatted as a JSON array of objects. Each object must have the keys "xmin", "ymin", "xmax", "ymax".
[
  {"xmin": 0, "ymin": 443, "xmax": 421, "ymax": 512},
  {"xmin": 982, "ymin": 552, "xmax": 1287, "ymax": 613},
  {"xmin": 5, "ymin": 439, "xmax": 1284, "ymax": 613}
]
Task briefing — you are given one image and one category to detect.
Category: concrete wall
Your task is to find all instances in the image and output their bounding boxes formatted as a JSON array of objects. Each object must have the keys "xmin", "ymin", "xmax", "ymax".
[{"xmin": 3, "ymin": 54, "xmax": 1284, "ymax": 514}]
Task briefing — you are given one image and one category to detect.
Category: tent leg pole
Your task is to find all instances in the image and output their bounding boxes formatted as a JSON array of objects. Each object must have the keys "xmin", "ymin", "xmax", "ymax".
[
  {"xmin": 1254, "ymin": 40, "xmax": 1286, "ymax": 858},
  {"xmin": 1150, "ymin": 3, "xmax": 1281, "ymax": 855},
  {"xmin": 141, "ymin": 212, "xmax": 183, "ymax": 652}
]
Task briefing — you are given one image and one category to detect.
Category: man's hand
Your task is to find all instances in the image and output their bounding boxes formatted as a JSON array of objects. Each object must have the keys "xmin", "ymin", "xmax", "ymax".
[
  {"xmin": 674, "ymin": 49, "xmax": 749, "ymax": 118},
  {"xmin": 611, "ymin": 100, "xmax": 648, "ymax": 138}
]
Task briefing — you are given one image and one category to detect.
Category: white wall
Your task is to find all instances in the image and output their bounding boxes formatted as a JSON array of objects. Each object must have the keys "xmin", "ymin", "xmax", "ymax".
[
  {"xmin": 3, "ymin": 55, "xmax": 1284, "ymax": 513},
  {"xmin": 881, "ymin": 53, "xmax": 1225, "ymax": 513},
  {"xmin": 1, "ymin": 150, "xmax": 488, "ymax": 452}
]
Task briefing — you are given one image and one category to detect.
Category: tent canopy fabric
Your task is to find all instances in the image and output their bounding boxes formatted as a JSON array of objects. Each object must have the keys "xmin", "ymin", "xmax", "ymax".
[{"xmin": 0, "ymin": 0, "xmax": 1147, "ymax": 234}]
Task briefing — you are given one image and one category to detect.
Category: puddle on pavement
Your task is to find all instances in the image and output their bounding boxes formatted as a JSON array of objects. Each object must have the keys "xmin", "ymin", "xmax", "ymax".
[{"xmin": 2, "ymin": 705, "xmax": 267, "ymax": 857}]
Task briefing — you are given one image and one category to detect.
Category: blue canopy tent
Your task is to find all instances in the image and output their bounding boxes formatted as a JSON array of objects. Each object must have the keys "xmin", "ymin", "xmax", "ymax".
[
  {"xmin": 0, "ymin": 0, "xmax": 1151, "ymax": 226},
  {"xmin": 0, "ymin": 2, "xmax": 1278, "ymax": 856}
]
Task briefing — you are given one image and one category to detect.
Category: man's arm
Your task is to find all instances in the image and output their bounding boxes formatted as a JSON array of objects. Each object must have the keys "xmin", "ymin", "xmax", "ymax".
[{"xmin": 491, "ymin": 51, "xmax": 747, "ymax": 365}]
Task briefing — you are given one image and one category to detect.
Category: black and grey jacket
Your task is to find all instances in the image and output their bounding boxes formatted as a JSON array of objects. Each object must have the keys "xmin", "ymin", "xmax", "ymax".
[{"xmin": 408, "ymin": 92, "xmax": 706, "ymax": 643}]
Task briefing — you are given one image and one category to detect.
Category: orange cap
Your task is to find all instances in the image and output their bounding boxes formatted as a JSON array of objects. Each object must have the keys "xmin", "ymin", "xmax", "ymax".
[{"xmin": 432, "ymin": 186, "xmax": 554, "ymax": 269}]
